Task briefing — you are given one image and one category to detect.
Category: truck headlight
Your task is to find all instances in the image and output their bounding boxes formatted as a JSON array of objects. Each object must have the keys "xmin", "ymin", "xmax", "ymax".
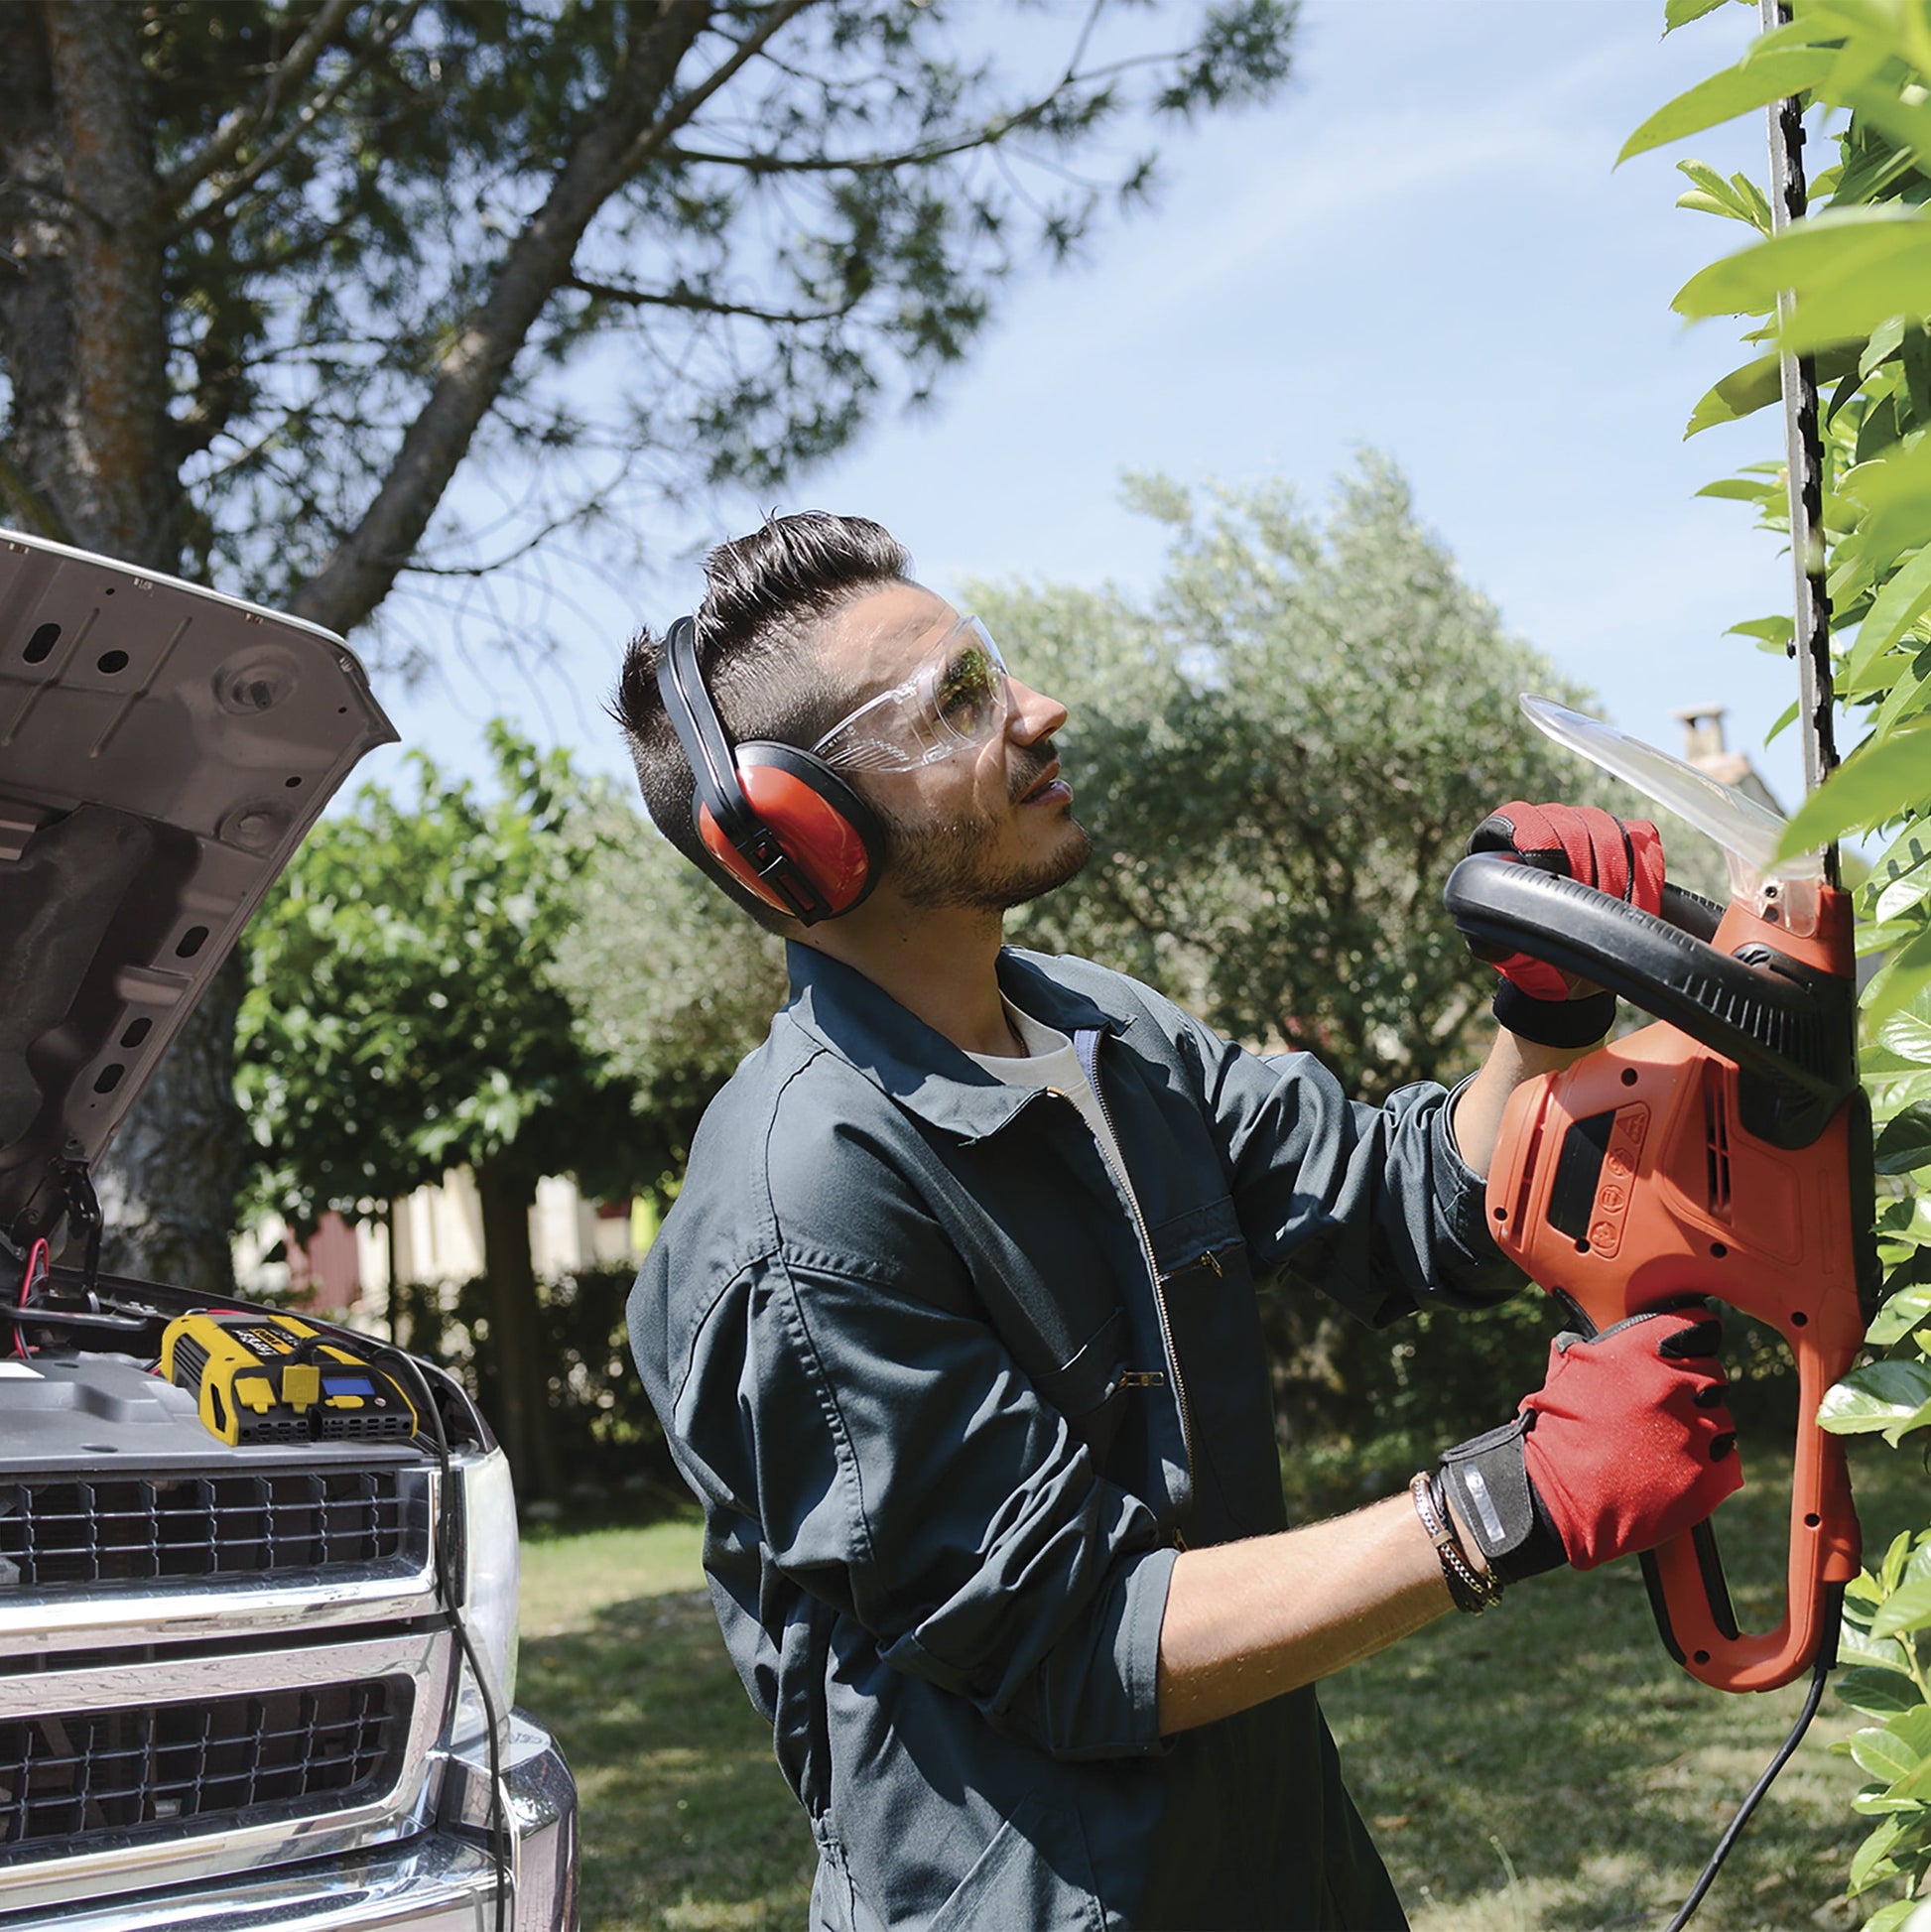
[{"xmin": 451, "ymin": 1446, "xmax": 520, "ymax": 1746}]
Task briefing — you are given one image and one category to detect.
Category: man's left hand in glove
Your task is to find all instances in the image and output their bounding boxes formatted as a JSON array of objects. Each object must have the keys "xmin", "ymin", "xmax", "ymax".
[{"xmin": 1468, "ymin": 799, "xmax": 1665, "ymax": 1048}]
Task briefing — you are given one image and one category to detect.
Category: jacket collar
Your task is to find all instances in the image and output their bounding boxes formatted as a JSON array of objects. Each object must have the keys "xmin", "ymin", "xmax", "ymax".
[{"xmin": 782, "ymin": 942, "xmax": 1125, "ymax": 1140}]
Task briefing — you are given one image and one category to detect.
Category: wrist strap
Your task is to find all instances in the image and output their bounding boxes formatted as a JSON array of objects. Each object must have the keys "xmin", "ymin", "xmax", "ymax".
[
  {"xmin": 1439, "ymin": 1415, "xmax": 1569, "ymax": 1585},
  {"xmin": 1492, "ymin": 980, "xmax": 1615, "ymax": 1049},
  {"xmin": 1410, "ymin": 1471, "xmax": 1501, "ymax": 1614}
]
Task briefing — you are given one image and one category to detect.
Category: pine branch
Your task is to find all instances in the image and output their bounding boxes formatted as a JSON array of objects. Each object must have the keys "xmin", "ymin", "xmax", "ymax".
[
  {"xmin": 285, "ymin": 0, "xmax": 776, "ymax": 635},
  {"xmin": 653, "ymin": 33, "xmax": 1182, "ymax": 179},
  {"xmin": 161, "ymin": 0, "xmax": 362, "ymax": 205},
  {"xmin": 0, "ymin": 446, "xmax": 73, "ymax": 542},
  {"xmin": 616, "ymin": 0, "xmax": 818, "ymax": 172},
  {"xmin": 171, "ymin": 0, "xmax": 428, "ymax": 242},
  {"xmin": 566, "ymin": 271, "xmax": 854, "ymax": 327}
]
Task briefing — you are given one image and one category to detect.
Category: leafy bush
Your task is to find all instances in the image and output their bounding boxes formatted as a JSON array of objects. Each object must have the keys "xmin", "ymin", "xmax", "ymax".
[
  {"xmin": 1631, "ymin": 4, "xmax": 1931, "ymax": 1922},
  {"xmin": 399, "ymin": 1264, "xmax": 679, "ymax": 1501}
]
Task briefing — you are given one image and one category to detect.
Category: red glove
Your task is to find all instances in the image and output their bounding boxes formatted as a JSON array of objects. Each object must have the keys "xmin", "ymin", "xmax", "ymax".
[
  {"xmin": 1467, "ymin": 801, "xmax": 1666, "ymax": 1001},
  {"xmin": 1439, "ymin": 1303, "xmax": 1740, "ymax": 1583},
  {"xmin": 1521, "ymin": 1306, "xmax": 1741, "ymax": 1571}
]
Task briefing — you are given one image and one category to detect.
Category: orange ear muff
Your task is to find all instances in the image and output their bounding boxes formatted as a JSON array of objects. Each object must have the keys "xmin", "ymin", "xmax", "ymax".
[{"xmin": 696, "ymin": 742, "xmax": 884, "ymax": 920}]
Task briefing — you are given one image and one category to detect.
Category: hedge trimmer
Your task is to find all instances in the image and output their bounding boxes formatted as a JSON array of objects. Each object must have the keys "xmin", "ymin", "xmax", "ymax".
[{"xmin": 1443, "ymin": 15, "xmax": 1880, "ymax": 1922}]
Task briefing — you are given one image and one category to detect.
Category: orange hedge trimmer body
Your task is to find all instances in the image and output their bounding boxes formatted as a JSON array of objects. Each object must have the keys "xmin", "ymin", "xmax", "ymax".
[{"xmin": 1447, "ymin": 858, "xmax": 1878, "ymax": 1692}]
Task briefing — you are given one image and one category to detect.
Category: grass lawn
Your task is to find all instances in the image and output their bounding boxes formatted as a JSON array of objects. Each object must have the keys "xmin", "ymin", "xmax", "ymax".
[{"xmin": 519, "ymin": 1440, "xmax": 1923, "ymax": 1931}]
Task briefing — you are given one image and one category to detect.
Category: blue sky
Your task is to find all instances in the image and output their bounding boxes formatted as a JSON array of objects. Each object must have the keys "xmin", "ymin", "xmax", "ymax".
[{"xmin": 360, "ymin": 0, "xmax": 1811, "ymax": 822}]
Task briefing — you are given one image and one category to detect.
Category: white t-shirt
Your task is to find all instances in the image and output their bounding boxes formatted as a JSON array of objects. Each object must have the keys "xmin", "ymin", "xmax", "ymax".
[{"xmin": 964, "ymin": 998, "xmax": 1134, "ymax": 1200}]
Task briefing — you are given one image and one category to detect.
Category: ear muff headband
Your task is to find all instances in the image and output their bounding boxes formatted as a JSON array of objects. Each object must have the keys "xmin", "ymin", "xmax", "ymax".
[{"xmin": 654, "ymin": 615, "xmax": 883, "ymax": 923}]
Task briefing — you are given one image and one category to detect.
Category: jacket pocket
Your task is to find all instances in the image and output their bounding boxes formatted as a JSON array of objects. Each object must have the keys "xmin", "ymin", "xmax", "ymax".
[
  {"xmin": 923, "ymin": 1790, "xmax": 1106, "ymax": 1932},
  {"xmin": 1032, "ymin": 1308, "xmax": 1127, "ymax": 1420}
]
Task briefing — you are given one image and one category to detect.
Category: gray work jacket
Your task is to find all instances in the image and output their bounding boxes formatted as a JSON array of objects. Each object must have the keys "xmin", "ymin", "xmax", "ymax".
[{"xmin": 629, "ymin": 944, "xmax": 1519, "ymax": 1930}]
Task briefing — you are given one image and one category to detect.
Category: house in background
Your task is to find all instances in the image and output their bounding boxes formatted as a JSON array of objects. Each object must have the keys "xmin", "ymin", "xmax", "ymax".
[
  {"xmin": 236, "ymin": 1173, "xmax": 648, "ymax": 1328},
  {"xmin": 1674, "ymin": 704, "xmax": 1788, "ymax": 820}
]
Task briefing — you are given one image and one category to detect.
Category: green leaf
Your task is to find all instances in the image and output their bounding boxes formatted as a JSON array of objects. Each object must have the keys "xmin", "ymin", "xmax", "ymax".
[
  {"xmin": 1883, "ymin": 1532, "xmax": 1916, "ymax": 1597},
  {"xmin": 1664, "ymin": 0, "xmax": 1735, "ymax": 28},
  {"xmin": 1696, "ymin": 474, "xmax": 1780, "ymax": 500},
  {"xmin": 1851, "ymin": 1809, "xmax": 1916, "ymax": 1893},
  {"xmin": 1875, "ymin": 1577, "xmax": 1931, "ymax": 1640},
  {"xmin": 1844, "ymin": 442, "xmax": 1931, "ymax": 582},
  {"xmin": 1866, "ymin": 314, "xmax": 1911, "ymax": 378},
  {"xmin": 1851, "ymin": 1717, "xmax": 1931, "ymax": 1783},
  {"xmin": 1727, "ymin": 614, "xmax": 1796, "ymax": 644},
  {"xmin": 1868, "ymin": 1280, "xmax": 1931, "ymax": 1347},
  {"xmin": 1874, "ymin": 820, "xmax": 1931, "ymax": 887},
  {"xmin": 1675, "ymin": 158, "xmax": 1775, "ymax": 232},
  {"xmin": 1869, "ymin": 925, "xmax": 1931, "ymax": 1029},
  {"xmin": 1621, "ymin": 47, "xmax": 1842, "ymax": 164},
  {"xmin": 1674, "ymin": 206, "xmax": 1931, "ymax": 333},
  {"xmin": 1877, "ymin": 1103, "xmax": 1931, "ymax": 1175},
  {"xmin": 1904, "ymin": 323, "xmax": 1931, "ymax": 421},
  {"xmin": 1841, "ymin": 1617, "xmax": 1914, "ymax": 1681},
  {"xmin": 1688, "ymin": 344, "xmax": 1862, "ymax": 435},
  {"xmin": 1862, "ymin": 1898, "xmax": 1922, "ymax": 1932},
  {"xmin": 1841, "ymin": 1668, "xmax": 1928, "ymax": 1719},
  {"xmin": 1819, "ymin": 1358, "xmax": 1931, "ymax": 1439},
  {"xmin": 1776, "ymin": 720, "xmax": 1931, "ymax": 856}
]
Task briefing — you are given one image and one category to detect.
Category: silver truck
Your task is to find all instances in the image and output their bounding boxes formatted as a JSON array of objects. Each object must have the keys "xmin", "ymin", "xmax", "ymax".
[{"xmin": 0, "ymin": 530, "xmax": 579, "ymax": 1929}]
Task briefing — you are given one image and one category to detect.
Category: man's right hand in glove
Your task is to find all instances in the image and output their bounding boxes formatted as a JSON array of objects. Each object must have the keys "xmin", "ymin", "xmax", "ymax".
[
  {"xmin": 1439, "ymin": 1302, "xmax": 1741, "ymax": 1583},
  {"xmin": 1153, "ymin": 1302, "xmax": 1741, "ymax": 1734}
]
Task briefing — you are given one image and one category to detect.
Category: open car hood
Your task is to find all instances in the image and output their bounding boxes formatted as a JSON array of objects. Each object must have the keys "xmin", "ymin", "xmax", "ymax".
[{"xmin": 0, "ymin": 530, "xmax": 397, "ymax": 1251}]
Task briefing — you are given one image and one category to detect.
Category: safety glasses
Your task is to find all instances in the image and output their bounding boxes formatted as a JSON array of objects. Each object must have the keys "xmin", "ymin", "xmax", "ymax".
[{"xmin": 811, "ymin": 615, "xmax": 1014, "ymax": 773}]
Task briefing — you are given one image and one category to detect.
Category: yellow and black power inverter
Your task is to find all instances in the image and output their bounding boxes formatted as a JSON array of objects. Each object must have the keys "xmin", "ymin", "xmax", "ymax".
[{"xmin": 160, "ymin": 1311, "xmax": 419, "ymax": 1446}]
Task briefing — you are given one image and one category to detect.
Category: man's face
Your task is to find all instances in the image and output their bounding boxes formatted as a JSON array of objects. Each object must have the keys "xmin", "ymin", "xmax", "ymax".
[{"xmin": 816, "ymin": 582, "xmax": 1091, "ymax": 914}]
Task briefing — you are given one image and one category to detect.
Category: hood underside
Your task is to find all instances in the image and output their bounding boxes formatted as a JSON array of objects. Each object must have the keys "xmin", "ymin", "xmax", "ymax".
[{"xmin": 0, "ymin": 531, "xmax": 396, "ymax": 1251}]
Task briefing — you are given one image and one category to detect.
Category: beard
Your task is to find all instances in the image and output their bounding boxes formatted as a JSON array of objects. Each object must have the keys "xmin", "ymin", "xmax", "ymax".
[{"xmin": 878, "ymin": 748, "xmax": 1092, "ymax": 914}]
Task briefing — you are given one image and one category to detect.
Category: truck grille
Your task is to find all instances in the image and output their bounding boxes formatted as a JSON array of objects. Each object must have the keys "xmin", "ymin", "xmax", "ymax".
[
  {"xmin": 0, "ymin": 1680, "xmax": 403, "ymax": 1853},
  {"xmin": 0, "ymin": 1470, "xmax": 420, "ymax": 1589}
]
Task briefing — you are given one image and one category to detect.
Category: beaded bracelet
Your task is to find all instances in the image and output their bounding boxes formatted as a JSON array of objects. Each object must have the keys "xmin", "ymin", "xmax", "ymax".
[{"xmin": 1410, "ymin": 1471, "xmax": 1502, "ymax": 1615}]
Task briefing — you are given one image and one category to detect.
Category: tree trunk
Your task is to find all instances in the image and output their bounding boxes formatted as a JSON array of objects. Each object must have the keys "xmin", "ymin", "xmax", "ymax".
[
  {"xmin": 474, "ymin": 1158, "xmax": 561, "ymax": 1500},
  {"xmin": 1, "ymin": 3, "xmax": 237, "ymax": 1290},
  {"xmin": 2, "ymin": 2, "xmax": 177, "ymax": 563}
]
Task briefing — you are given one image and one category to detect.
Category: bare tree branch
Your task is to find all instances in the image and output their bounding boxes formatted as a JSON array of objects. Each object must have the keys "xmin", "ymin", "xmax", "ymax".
[{"xmin": 161, "ymin": 0, "xmax": 361, "ymax": 205}]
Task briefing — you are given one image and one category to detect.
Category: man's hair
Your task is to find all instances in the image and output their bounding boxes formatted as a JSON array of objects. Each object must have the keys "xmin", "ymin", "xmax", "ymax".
[{"xmin": 609, "ymin": 511, "xmax": 913, "ymax": 931}]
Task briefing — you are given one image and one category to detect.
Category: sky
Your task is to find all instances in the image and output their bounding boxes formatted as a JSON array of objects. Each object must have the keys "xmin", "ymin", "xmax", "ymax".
[{"xmin": 356, "ymin": 0, "xmax": 1813, "ymax": 826}]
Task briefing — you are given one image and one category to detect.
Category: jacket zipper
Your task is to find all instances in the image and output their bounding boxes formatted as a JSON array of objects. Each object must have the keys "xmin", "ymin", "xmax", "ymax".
[{"xmin": 1067, "ymin": 1037, "xmax": 1198, "ymax": 1494}]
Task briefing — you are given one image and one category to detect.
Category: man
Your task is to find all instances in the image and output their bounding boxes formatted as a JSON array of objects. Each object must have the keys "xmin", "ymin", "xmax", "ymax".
[{"xmin": 614, "ymin": 512, "xmax": 1738, "ymax": 1930}]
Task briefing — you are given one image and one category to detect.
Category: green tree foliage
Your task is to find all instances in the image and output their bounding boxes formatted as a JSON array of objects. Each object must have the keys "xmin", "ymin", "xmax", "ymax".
[
  {"xmin": 976, "ymin": 457, "xmax": 1605, "ymax": 1464},
  {"xmin": 237, "ymin": 723, "xmax": 644, "ymax": 1494},
  {"xmin": 1631, "ymin": 5, "xmax": 1931, "ymax": 1922},
  {"xmin": 0, "ymin": 0, "xmax": 1297, "ymax": 1290},
  {"xmin": 988, "ymin": 456, "xmax": 1600, "ymax": 1100},
  {"xmin": 551, "ymin": 798, "xmax": 788, "ymax": 1194}
]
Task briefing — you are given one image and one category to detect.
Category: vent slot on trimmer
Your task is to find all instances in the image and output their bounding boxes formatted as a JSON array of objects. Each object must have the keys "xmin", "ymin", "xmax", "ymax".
[{"xmin": 1703, "ymin": 1063, "xmax": 1734, "ymax": 1222}]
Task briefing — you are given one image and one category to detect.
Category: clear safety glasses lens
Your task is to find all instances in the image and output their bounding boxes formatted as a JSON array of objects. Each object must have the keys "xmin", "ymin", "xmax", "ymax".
[{"xmin": 811, "ymin": 617, "xmax": 1012, "ymax": 773}]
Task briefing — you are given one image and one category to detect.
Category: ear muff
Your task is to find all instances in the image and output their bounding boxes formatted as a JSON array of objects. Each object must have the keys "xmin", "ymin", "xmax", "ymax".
[
  {"xmin": 656, "ymin": 615, "xmax": 885, "ymax": 924},
  {"xmin": 697, "ymin": 742, "xmax": 883, "ymax": 922}
]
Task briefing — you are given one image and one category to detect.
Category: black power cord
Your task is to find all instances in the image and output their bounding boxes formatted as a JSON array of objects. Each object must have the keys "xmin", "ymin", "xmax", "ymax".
[{"xmin": 1664, "ymin": 1587, "xmax": 1845, "ymax": 1932}]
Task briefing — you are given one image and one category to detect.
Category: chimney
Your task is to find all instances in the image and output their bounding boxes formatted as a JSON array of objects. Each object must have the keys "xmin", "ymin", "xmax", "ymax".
[
  {"xmin": 1674, "ymin": 705, "xmax": 1728, "ymax": 764},
  {"xmin": 1673, "ymin": 703, "xmax": 1788, "ymax": 818}
]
